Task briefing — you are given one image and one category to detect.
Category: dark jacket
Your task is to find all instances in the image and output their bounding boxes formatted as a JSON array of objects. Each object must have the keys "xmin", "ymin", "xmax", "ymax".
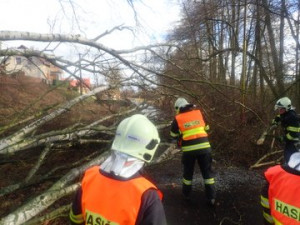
[{"xmin": 272, "ymin": 110, "xmax": 300, "ymax": 143}]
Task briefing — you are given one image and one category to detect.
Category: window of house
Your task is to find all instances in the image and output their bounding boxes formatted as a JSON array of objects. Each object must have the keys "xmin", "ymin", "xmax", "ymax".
[{"xmin": 16, "ymin": 57, "xmax": 22, "ymax": 65}]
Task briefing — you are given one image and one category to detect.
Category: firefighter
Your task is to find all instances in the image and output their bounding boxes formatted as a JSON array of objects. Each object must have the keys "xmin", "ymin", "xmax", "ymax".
[
  {"xmin": 69, "ymin": 114, "xmax": 167, "ymax": 225},
  {"xmin": 170, "ymin": 97, "xmax": 216, "ymax": 206},
  {"xmin": 260, "ymin": 152, "xmax": 300, "ymax": 224},
  {"xmin": 272, "ymin": 97, "xmax": 300, "ymax": 163}
]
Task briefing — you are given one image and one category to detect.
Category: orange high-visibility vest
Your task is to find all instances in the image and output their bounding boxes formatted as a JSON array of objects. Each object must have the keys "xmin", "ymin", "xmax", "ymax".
[
  {"xmin": 265, "ymin": 165, "xmax": 300, "ymax": 224},
  {"xmin": 175, "ymin": 110, "xmax": 208, "ymax": 141},
  {"xmin": 81, "ymin": 166, "xmax": 163, "ymax": 225}
]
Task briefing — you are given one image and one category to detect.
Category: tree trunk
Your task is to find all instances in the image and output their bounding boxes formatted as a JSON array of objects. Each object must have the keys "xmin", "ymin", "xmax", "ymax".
[
  {"xmin": 261, "ymin": 0, "xmax": 284, "ymax": 96},
  {"xmin": 0, "ymin": 86, "xmax": 108, "ymax": 153}
]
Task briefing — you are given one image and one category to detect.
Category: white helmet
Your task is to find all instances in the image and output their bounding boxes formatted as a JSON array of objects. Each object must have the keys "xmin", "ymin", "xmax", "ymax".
[
  {"xmin": 274, "ymin": 97, "xmax": 292, "ymax": 111},
  {"xmin": 175, "ymin": 97, "xmax": 189, "ymax": 110},
  {"xmin": 111, "ymin": 114, "xmax": 160, "ymax": 162}
]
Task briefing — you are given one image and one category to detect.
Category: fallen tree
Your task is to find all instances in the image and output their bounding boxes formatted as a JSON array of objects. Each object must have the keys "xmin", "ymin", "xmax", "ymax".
[
  {"xmin": 0, "ymin": 79, "xmax": 173, "ymax": 225},
  {"xmin": 0, "ymin": 142, "xmax": 177, "ymax": 225}
]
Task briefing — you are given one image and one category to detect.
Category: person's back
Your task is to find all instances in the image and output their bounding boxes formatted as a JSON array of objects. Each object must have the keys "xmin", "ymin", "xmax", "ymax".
[
  {"xmin": 80, "ymin": 165, "xmax": 164, "ymax": 225},
  {"xmin": 261, "ymin": 152, "xmax": 300, "ymax": 224},
  {"xmin": 70, "ymin": 114, "xmax": 167, "ymax": 225},
  {"xmin": 170, "ymin": 97, "xmax": 216, "ymax": 206},
  {"xmin": 174, "ymin": 106, "xmax": 211, "ymax": 152}
]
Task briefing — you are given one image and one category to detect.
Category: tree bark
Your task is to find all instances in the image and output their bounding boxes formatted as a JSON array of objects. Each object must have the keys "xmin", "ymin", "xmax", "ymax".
[{"xmin": 261, "ymin": 0, "xmax": 284, "ymax": 96}]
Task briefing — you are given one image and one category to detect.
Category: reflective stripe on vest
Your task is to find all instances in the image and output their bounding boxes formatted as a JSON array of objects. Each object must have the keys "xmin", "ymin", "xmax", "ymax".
[
  {"xmin": 175, "ymin": 110, "xmax": 208, "ymax": 141},
  {"xmin": 273, "ymin": 217, "xmax": 283, "ymax": 225},
  {"xmin": 182, "ymin": 127, "xmax": 206, "ymax": 139},
  {"xmin": 264, "ymin": 165, "xmax": 300, "ymax": 224},
  {"xmin": 81, "ymin": 166, "xmax": 163, "ymax": 225}
]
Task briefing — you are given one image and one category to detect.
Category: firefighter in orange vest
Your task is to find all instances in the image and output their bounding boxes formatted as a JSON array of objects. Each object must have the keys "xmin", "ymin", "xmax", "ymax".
[
  {"xmin": 261, "ymin": 152, "xmax": 300, "ymax": 224},
  {"xmin": 69, "ymin": 114, "xmax": 167, "ymax": 225},
  {"xmin": 170, "ymin": 97, "xmax": 216, "ymax": 206}
]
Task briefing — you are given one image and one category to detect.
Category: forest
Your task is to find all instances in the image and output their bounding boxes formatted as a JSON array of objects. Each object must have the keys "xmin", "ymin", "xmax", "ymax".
[{"xmin": 0, "ymin": 0, "xmax": 299, "ymax": 224}]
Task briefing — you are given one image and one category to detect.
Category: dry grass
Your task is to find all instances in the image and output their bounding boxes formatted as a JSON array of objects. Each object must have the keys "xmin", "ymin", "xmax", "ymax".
[{"xmin": 0, "ymin": 75, "xmax": 109, "ymax": 134}]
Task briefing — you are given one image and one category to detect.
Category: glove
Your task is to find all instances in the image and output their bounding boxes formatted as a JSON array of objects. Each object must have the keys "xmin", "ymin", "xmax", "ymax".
[
  {"xmin": 177, "ymin": 139, "xmax": 182, "ymax": 148},
  {"xmin": 275, "ymin": 136, "xmax": 284, "ymax": 143},
  {"xmin": 256, "ymin": 138, "xmax": 265, "ymax": 145},
  {"xmin": 271, "ymin": 115, "xmax": 281, "ymax": 126},
  {"xmin": 204, "ymin": 125, "xmax": 210, "ymax": 131},
  {"xmin": 256, "ymin": 131, "xmax": 267, "ymax": 145}
]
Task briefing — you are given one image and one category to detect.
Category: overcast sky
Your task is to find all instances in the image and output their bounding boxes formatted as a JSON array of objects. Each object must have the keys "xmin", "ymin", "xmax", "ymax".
[
  {"xmin": 0, "ymin": 0, "xmax": 181, "ymax": 83},
  {"xmin": 0, "ymin": 0, "xmax": 181, "ymax": 49}
]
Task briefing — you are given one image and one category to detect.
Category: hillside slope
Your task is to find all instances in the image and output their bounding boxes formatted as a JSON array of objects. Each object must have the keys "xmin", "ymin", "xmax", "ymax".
[{"xmin": 0, "ymin": 75, "xmax": 108, "ymax": 133}]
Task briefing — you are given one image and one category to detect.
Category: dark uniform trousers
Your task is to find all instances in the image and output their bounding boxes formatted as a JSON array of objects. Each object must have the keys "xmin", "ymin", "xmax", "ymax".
[{"xmin": 182, "ymin": 150, "xmax": 215, "ymax": 200}]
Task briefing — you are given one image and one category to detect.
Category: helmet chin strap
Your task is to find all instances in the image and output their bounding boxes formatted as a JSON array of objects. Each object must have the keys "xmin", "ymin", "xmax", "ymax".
[{"xmin": 101, "ymin": 151, "xmax": 144, "ymax": 178}]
